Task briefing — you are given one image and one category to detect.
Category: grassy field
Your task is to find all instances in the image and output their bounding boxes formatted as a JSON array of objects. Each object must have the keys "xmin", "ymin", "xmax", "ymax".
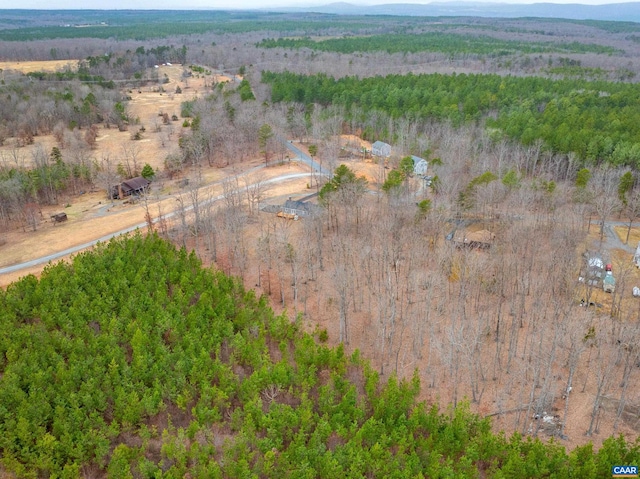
[{"xmin": 0, "ymin": 60, "xmax": 78, "ymax": 73}]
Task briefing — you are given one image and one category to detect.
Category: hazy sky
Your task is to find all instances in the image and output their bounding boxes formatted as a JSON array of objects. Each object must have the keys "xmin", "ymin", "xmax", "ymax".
[{"xmin": 7, "ymin": 0, "xmax": 638, "ymax": 9}]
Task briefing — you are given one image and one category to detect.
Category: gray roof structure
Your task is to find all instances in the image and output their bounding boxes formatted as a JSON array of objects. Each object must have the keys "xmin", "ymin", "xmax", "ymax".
[{"xmin": 282, "ymin": 198, "xmax": 322, "ymax": 217}]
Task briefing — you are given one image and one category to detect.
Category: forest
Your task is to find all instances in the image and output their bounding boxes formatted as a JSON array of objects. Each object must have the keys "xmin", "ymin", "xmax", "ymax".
[
  {"xmin": 0, "ymin": 233, "xmax": 639, "ymax": 477},
  {"xmin": 262, "ymin": 70, "xmax": 640, "ymax": 165},
  {"xmin": 257, "ymin": 34, "xmax": 619, "ymax": 56},
  {"xmin": 2, "ymin": 9, "xmax": 640, "ymax": 477}
]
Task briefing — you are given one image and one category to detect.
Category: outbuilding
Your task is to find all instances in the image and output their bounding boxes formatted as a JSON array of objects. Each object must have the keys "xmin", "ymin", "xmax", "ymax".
[
  {"xmin": 372, "ymin": 141, "xmax": 392, "ymax": 158},
  {"xmin": 50, "ymin": 212, "xmax": 68, "ymax": 225},
  {"xmin": 412, "ymin": 156, "xmax": 428, "ymax": 176}
]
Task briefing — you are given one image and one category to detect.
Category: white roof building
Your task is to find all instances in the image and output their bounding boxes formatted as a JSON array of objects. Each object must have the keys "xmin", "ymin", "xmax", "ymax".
[
  {"xmin": 412, "ymin": 156, "xmax": 428, "ymax": 176},
  {"xmin": 372, "ymin": 141, "xmax": 392, "ymax": 158}
]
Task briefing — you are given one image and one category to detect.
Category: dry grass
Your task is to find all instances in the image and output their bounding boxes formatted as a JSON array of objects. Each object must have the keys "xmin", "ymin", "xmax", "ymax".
[
  {"xmin": 0, "ymin": 60, "xmax": 78, "ymax": 73},
  {"xmin": 0, "ymin": 61, "xmax": 315, "ymax": 287},
  {"xmin": 580, "ymin": 224, "xmax": 640, "ymax": 316},
  {"xmin": 0, "ymin": 64, "xmax": 194, "ymax": 172},
  {"xmin": 0, "ymin": 162, "xmax": 310, "ymax": 287},
  {"xmin": 614, "ymin": 225, "xmax": 640, "ymax": 248}
]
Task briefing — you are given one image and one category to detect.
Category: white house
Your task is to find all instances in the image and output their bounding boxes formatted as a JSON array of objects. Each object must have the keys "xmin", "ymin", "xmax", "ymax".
[
  {"xmin": 412, "ymin": 156, "xmax": 428, "ymax": 176},
  {"xmin": 372, "ymin": 141, "xmax": 392, "ymax": 158}
]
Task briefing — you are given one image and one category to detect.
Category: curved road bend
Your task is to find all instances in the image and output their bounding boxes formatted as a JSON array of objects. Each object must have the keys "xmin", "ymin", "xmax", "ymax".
[{"xmin": 0, "ymin": 172, "xmax": 310, "ymax": 276}]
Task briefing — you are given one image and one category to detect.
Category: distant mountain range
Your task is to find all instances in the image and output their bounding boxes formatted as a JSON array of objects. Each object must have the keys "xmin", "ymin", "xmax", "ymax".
[{"xmin": 268, "ymin": 2, "xmax": 640, "ymax": 22}]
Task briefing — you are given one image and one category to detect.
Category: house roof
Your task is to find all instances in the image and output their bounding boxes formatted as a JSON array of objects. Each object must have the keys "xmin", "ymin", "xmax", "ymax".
[
  {"xmin": 122, "ymin": 177, "xmax": 150, "ymax": 191},
  {"xmin": 372, "ymin": 141, "xmax": 391, "ymax": 149},
  {"xmin": 283, "ymin": 199, "xmax": 321, "ymax": 215},
  {"xmin": 412, "ymin": 157, "xmax": 428, "ymax": 175},
  {"xmin": 587, "ymin": 256, "xmax": 604, "ymax": 269}
]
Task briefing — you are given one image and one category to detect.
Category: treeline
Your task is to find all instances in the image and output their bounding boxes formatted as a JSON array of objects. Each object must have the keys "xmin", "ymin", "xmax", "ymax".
[
  {"xmin": 0, "ymin": 145, "xmax": 97, "ymax": 228},
  {"xmin": 26, "ymin": 70, "xmax": 115, "ymax": 88},
  {"xmin": 0, "ymin": 77, "xmax": 127, "ymax": 144},
  {"xmin": 0, "ymin": 18, "xmax": 384, "ymax": 42},
  {"xmin": 78, "ymin": 46, "xmax": 188, "ymax": 78},
  {"xmin": 170, "ymin": 75, "xmax": 280, "ymax": 170},
  {"xmin": 0, "ymin": 233, "xmax": 638, "ymax": 477},
  {"xmin": 262, "ymin": 71, "xmax": 640, "ymax": 166},
  {"xmin": 564, "ymin": 18, "xmax": 640, "ymax": 33},
  {"xmin": 0, "ymin": 44, "xmax": 190, "ymax": 141},
  {"xmin": 257, "ymin": 33, "xmax": 619, "ymax": 56}
]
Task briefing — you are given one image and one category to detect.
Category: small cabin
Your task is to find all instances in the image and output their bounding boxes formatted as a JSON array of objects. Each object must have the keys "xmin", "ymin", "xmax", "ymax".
[{"xmin": 111, "ymin": 177, "xmax": 151, "ymax": 199}]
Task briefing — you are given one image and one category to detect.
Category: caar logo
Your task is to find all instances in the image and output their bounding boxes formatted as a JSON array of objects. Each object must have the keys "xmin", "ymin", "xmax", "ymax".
[{"xmin": 612, "ymin": 465, "xmax": 638, "ymax": 478}]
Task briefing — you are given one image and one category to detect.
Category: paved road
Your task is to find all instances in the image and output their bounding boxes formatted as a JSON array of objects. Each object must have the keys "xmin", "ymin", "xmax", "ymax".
[
  {"xmin": 279, "ymin": 136, "xmax": 332, "ymax": 177},
  {"xmin": 0, "ymin": 172, "xmax": 309, "ymax": 276}
]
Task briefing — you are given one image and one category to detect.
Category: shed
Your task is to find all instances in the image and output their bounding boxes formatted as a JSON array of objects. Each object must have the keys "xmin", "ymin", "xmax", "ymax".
[
  {"xmin": 603, "ymin": 271, "xmax": 616, "ymax": 293},
  {"xmin": 50, "ymin": 212, "xmax": 68, "ymax": 225},
  {"xmin": 412, "ymin": 156, "xmax": 428, "ymax": 176},
  {"xmin": 372, "ymin": 141, "xmax": 392, "ymax": 158}
]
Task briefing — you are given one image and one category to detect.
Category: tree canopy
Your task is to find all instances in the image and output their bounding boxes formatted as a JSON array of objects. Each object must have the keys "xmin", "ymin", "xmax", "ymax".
[
  {"xmin": 319, "ymin": 164, "xmax": 368, "ymax": 202},
  {"xmin": 258, "ymin": 33, "xmax": 617, "ymax": 56},
  {"xmin": 262, "ymin": 70, "xmax": 640, "ymax": 167},
  {"xmin": 0, "ymin": 234, "xmax": 639, "ymax": 477}
]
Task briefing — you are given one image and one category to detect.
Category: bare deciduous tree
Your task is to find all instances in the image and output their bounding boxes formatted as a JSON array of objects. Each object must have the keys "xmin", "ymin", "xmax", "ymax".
[
  {"xmin": 244, "ymin": 176, "xmax": 269, "ymax": 217},
  {"xmin": 120, "ymin": 143, "xmax": 142, "ymax": 178},
  {"xmin": 591, "ymin": 167, "xmax": 622, "ymax": 244}
]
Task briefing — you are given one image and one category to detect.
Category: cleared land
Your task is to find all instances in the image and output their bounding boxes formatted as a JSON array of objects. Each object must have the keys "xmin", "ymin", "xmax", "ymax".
[{"xmin": 0, "ymin": 59, "xmax": 78, "ymax": 73}]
